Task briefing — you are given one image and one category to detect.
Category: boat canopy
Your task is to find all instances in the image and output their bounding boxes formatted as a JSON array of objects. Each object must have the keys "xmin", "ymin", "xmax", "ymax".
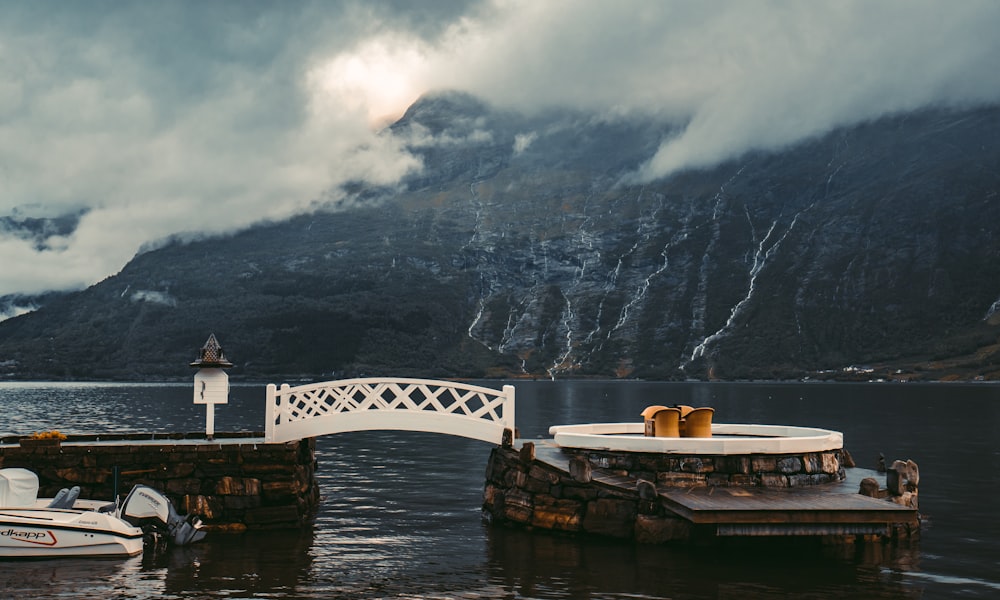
[{"xmin": 0, "ymin": 468, "xmax": 39, "ymax": 507}]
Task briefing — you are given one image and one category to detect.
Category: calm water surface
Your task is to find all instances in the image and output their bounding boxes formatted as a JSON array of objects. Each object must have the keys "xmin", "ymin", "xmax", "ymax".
[{"xmin": 0, "ymin": 380, "xmax": 998, "ymax": 599}]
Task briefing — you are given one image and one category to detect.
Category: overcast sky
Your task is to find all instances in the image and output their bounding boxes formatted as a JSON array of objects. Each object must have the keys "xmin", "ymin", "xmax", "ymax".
[{"xmin": 2, "ymin": 0, "xmax": 998, "ymax": 300}]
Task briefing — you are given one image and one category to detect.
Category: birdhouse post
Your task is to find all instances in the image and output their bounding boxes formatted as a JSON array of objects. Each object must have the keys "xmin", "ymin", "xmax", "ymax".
[{"xmin": 191, "ymin": 334, "xmax": 233, "ymax": 441}]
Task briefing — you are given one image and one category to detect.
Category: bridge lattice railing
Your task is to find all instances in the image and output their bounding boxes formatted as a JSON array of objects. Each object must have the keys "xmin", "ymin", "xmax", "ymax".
[{"xmin": 264, "ymin": 377, "xmax": 515, "ymax": 445}]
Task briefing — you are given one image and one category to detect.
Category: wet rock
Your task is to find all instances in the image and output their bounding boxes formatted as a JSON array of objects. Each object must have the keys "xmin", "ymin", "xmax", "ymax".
[
  {"xmin": 777, "ymin": 457, "xmax": 802, "ymax": 474},
  {"xmin": 583, "ymin": 498, "xmax": 636, "ymax": 538},
  {"xmin": 560, "ymin": 484, "xmax": 599, "ymax": 502},
  {"xmin": 215, "ymin": 476, "xmax": 261, "ymax": 496},
  {"xmin": 183, "ymin": 494, "xmax": 224, "ymax": 519},
  {"xmin": 680, "ymin": 457, "xmax": 714, "ymax": 473},
  {"xmin": 759, "ymin": 473, "xmax": 787, "ymax": 487},
  {"xmin": 636, "ymin": 479, "xmax": 658, "ymax": 501},
  {"xmin": 532, "ymin": 496, "xmax": 583, "ymax": 531},
  {"xmin": 503, "ymin": 489, "xmax": 533, "ymax": 524},
  {"xmin": 634, "ymin": 514, "xmax": 691, "ymax": 544},
  {"xmin": 519, "ymin": 442, "xmax": 535, "ymax": 464},
  {"xmin": 529, "ymin": 464, "xmax": 560, "ymax": 485},
  {"xmin": 569, "ymin": 457, "xmax": 592, "ymax": 483},
  {"xmin": 887, "ymin": 459, "xmax": 919, "ymax": 495}
]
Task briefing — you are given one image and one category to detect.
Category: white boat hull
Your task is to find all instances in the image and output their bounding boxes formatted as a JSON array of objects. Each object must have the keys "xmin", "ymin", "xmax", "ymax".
[
  {"xmin": 0, "ymin": 506, "xmax": 144, "ymax": 558},
  {"xmin": 0, "ymin": 468, "xmax": 204, "ymax": 559}
]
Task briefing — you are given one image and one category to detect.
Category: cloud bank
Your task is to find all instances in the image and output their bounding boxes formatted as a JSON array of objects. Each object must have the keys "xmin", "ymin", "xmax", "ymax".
[
  {"xmin": 2, "ymin": 0, "xmax": 998, "ymax": 297},
  {"xmin": 418, "ymin": 1, "xmax": 1000, "ymax": 180}
]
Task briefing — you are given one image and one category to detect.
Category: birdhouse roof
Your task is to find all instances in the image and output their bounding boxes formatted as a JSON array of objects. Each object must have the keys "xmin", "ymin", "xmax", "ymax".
[{"xmin": 190, "ymin": 333, "xmax": 234, "ymax": 368}]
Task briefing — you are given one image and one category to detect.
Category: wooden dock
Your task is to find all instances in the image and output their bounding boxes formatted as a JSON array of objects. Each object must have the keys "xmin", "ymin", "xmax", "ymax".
[
  {"xmin": 531, "ymin": 441, "xmax": 918, "ymax": 538},
  {"xmin": 659, "ymin": 481, "xmax": 917, "ymax": 536}
]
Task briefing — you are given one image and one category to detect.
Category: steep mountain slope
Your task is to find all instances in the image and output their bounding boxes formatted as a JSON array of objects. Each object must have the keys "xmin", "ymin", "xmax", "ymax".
[{"xmin": 1, "ymin": 95, "xmax": 998, "ymax": 381}]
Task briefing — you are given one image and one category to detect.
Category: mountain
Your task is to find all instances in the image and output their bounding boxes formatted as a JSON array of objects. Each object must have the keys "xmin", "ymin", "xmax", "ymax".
[{"xmin": 1, "ymin": 93, "xmax": 998, "ymax": 382}]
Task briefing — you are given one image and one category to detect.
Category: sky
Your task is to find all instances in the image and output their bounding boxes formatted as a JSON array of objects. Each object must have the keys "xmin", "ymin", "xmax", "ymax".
[{"xmin": 2, "ymin": 0, "xmax": 999, "ymax": 302}]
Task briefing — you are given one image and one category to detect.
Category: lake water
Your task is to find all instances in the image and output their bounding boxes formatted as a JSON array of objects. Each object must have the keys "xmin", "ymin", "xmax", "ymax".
[{"xmin": 0, "ymin": 380, "xmax": 998, "ymax": 599}]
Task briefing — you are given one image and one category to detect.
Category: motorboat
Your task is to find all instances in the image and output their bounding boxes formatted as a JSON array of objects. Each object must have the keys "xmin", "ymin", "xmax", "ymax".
[{"xmin": 0, "ymin": 468, "xmax": 205, "ymax": 558}]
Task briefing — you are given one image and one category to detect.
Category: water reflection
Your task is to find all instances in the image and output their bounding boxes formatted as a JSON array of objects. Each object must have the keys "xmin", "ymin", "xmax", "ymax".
[
  {"xmin": 0, "ymin": 556, "xmax": 148, "ymax": 597},
  {"xmin": 485, "ymin": 527, "xmax": 924, "ymax": 600},
  {"xmin": 154, "ymin": 528, "xmax": 315, "ymax": 598},
  {"xmin": 2, "ymin": 381, "xmax": 999, "ymax": 598}
]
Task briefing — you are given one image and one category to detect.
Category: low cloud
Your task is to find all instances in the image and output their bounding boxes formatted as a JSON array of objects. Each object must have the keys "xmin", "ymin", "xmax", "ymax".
[
  {"xmin": 130, "ymin": 290, "xmax": 178, "ymax": 307},
  {"xmin": 2, "ymin": 1, "xmax": 999, "ymax": 296},
  {"xmin": 0, "ymin": 2, "xmax": 431, "ymax": 295},
  {"xmin": 0, "ymin": 302, "xmax": 38, "ymax": 323},
  {"xmin": 419, "ymin": 1, "xmax": 1000, "ymax": 181},
  {"xmin": 512, "ymin": 132, "xmax": 537, "ymax": 156},
  {"xmin": 398, "ymin": 122, "xmax": 495, "ymax": 148}
]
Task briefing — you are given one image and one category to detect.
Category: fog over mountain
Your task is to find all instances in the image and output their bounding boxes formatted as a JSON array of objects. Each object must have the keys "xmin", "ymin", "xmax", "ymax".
[
  {"xmin": 2, "ymin": 1, "xmax": 999, "ymax": 299},
  {"xmin": 0, "ymin": 94, "xmax": 997, "ymax": 382}
]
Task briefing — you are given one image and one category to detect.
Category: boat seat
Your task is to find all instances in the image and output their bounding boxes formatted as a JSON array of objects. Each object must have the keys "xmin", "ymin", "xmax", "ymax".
[
  {"xmin": 682, "ymin": 407, "xmax": 714, "ymax": 437},
  {"xmin": 47, "ymin": 486, "xmax": 81, "ymax": 509}
]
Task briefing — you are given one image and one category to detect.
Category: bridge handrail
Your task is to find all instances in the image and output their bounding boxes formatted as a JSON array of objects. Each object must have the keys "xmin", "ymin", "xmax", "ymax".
[{"xmin": 264, "ymin": 377, "xmax": 515, "ymax": 445}]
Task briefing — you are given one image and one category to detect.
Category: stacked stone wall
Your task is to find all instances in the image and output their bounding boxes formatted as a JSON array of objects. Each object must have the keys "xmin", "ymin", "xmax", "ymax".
[
  {"xmin": 860, "ymin": 459, "xmax": 920, "ymax": 511},
  {"xmin": 482, "ymin": 444, "xmax": 919, "ymax": 545},
  {"xmin": 564, "ymin": 447, "xmax": 847, "ymax": 488},
  {"xmin": 0, "ymin": 433, "xmax": 318, "ymax": 532},
  {"xmin": 483, "ymin": 445, "xmax": 693, "ymax": 544}
]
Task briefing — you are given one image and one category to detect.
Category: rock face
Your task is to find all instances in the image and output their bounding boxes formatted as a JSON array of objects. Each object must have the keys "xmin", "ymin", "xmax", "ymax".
[{"xmin": 0, "ymin": 94, "xmax": 999, "ymax": 381}]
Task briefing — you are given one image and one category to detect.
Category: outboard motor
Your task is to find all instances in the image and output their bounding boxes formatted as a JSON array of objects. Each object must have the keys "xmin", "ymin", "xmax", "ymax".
[{"xmin": 120, "ymin": 485, "xmax": 206, "ymax": 546}]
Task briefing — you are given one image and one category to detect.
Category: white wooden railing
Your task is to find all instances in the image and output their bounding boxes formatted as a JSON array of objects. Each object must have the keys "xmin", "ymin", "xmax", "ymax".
[{"xmin": 264, "ymin": 378, "xmax": 515, "ymax": 445}]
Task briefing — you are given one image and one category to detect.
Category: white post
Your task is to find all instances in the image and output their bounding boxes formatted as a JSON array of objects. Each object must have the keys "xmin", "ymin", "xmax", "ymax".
[
  {"xmin": 194, "ymin": 368, "xmax": 229, "ymax": 441},
  {"xmin": 503, "ymin": 384, "xmax": 516, "ymax": 441},
  {"xmin": 265, "ymin": 383, "xmax": 277, "ymax": 443},
  {"xmin": 206, "ymin": 404, "xmax": 215, "ymax": 439}
]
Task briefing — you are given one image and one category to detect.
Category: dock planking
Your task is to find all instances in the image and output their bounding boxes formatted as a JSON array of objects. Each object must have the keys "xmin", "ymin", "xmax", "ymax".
[{"xmin": 659, "ymin": 485, "xmax": 918, "ymax": 526}]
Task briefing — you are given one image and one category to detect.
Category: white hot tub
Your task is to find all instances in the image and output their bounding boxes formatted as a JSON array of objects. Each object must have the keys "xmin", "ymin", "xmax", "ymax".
[{"xmin": 547, "ymin": 422, "xmax": 843, "ymax": 455}]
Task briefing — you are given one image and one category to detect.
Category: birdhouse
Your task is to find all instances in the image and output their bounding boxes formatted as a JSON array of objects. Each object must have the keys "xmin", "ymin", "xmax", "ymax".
[
  {"xmin": 190, "ymin": 333, "xmax": 233, "ymax": 368},
  {"xmin": 191, "ymin": 334, "xmax": 231, "ymax": 440}
]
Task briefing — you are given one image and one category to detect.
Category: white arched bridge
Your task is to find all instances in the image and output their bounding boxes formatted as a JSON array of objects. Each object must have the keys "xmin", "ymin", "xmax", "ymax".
[{"xmin": 264, "ymin": 378, "xmax": 516, "ymax": 445}]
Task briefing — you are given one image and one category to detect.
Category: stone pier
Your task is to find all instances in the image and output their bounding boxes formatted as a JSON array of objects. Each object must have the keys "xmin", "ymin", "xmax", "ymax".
[
  {"xmin": 0, "ymin": 432, "xmax": 319, "ymax": 532},
  {"xmin": 483, "ymin": 441, "xmax": 920, "ymax": 544}
]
